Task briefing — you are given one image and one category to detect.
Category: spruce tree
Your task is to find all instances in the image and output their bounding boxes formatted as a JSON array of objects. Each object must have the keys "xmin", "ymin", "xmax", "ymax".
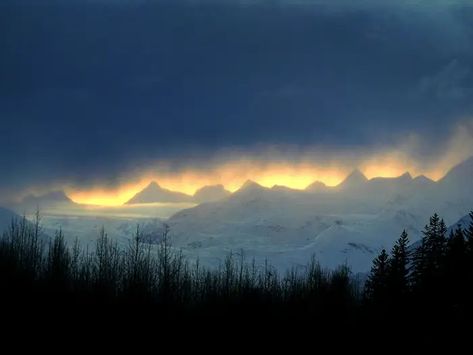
[
  {"xmin": 464, "ymin": 211, "xmax": 473, "ymax": 256},
  {"xmin": 365, "ymin": 249, "xmax": 390, "ymax": 305},
  {"xmin": 462, "ymin": 211, "xmax": 473, "ymax": 298},
  {"xmin": 412, "ymin": 236, "xmax": 427, "ymax": 289},
  {"xmin": 412, "ymin": 214, "xmax": 447, "ymax": 295},
  {"xmin": 446, "ymin": 226, "xmax": 466, "ymax": 267},
  {"xmin": 445, "ymin": 226, "xmax": 467, "ymax": 303},
  {"xmin": 388, "ymin": 230, "xmax": 411, "ymax": 300},
  {"xmin": 424, "ymin": 214, "xmax": 447, "ymax": 268}
]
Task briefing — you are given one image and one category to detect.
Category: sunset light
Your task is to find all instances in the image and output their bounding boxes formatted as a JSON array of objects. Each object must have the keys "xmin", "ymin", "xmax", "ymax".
[{"xmin": 66, "ymin": 156, "xmax": 452, "ymax": 207}]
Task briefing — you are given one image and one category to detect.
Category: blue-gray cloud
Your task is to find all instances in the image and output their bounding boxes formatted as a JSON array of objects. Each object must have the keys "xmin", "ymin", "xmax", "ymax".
[
  {"xmin": 1, "ymin": 0, "xmax": 473, "ymax": 198},
  {"xmin": 417, "ymin": 59, "xmax": 473, "ymax": 100}
]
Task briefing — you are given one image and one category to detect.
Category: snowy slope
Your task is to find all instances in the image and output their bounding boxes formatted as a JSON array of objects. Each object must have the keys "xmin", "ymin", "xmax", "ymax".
[
  {"xmin": 128, "ymin": 182, "xmax": 235, "ymax": 204},
  {"xmin": 163, "ymin": 159, "xmax": 473, "ymax": 272},
  {"xmin": 19, "ymin": 157, "xmax": 473, "ymax": 273},
  {"xmin": 39, "ymin": 214, "xmax": 166, "ymax": 248},
  {"xmin": 448, "ymin": 213, "xmax": 472, "ymax": 233},
  {"xmin": 126, "ymin": 182, "xmax": 193, "ymax": 204},
  {"xmin": 193, "ymin": 184, "xmax": 231, "ymax": 203},
  {"xmin": 16, "ymin": 190, "xmax": 77, "ymax": 214}
]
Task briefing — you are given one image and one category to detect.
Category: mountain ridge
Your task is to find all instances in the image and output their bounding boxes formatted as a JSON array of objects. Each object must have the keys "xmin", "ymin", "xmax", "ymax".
[
  {"xmin": 115, "ymin": 156, "xmax": 473, "ymax": 206},
  {"xmin": 337, "ymin": 169, "xmax": 368, "ymax": 189},
  {"xmin": 164, "ymin": 156, "xmax": 473, "ymax": 272},
  {"xmin": 193, "ymin": 184, "xmax": 231, "ymax": 203},
  {"xmin": 126, "ymin": 182, "xmax": 193, "ymax": 204}
]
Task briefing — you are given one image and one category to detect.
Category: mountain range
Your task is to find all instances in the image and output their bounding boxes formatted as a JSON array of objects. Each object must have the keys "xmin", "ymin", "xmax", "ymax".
[
  {"xmin": 23, "ymin": 190, "xmax": 73, "ymax": 204},
  {"xmin": 16, "ymin": 190, "xmax": 77, "ymax": 211},
  {"xmin": 125, "ymin": 182, "xmax": 231, "ymax": 204},
  {"xmin": 3, "ymin": 157, "xmax": 473, "ymax": 273},
  {"xmin": 125, "ymin": 168, "xmax": 435, "ymax": 206},
  {"xmin": 126, "ymin": 182, "xmax": 193, "ymax": 204},
  {"xmin": 159, "ymin": 156, "xmax": 473, "ymax": 272}
]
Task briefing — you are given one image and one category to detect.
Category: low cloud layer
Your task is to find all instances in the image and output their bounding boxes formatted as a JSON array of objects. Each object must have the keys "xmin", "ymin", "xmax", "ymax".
[
  {"xmin": 1, "ymin": 0, "xmax": 473, "ymax": 203},
  {"xmin": 61, "ymin": 120, "xmax": 473, "ymax": 206}
]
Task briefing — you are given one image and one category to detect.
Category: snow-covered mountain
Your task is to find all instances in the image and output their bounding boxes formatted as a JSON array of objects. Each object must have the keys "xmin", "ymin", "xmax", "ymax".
[
  {"xmin": 162, "ymin": 158, "xmax": 473, "ymax": 272},
  {"xmin": 438, "ymin": 156, "xmax": 473, "ymax": 190},
  {"xmin": 23, "ymin": 190, "xmax": 73, "ymax": 205},
  {"xmin": 126, "ymin": 182, "xmax": 193, "ymax": 204},
  {"xmin": 448, "ymin": 212, "xmax": 473, "ymax": 233},
  {"xmin": 401, "ymin": 157, "xmax": 473, "ymax": 223},
  {"xmin": 36, "ymin": 214, "xmax": 165, "ymax": 247},
  {"xmin": 305, "ymin": 181, "xmax": 329, "ymax": 192},
  {"xmin": 16, "ymin": 190, "xmax": 77, "ymax": 212},
  {"xmin": 15, "ymin": 157, "xmax": 473, "ymax": 273},
  {"xmin": 127, "ymin": 182, "xmax": 232, "ymax": 204},
  {"xmin": 336, "ymin": 169, "xmax": 368, "ymax": 191},
  {"xmin": 193, "ymin": 184, "xmax": 231, "ymax": 203}
]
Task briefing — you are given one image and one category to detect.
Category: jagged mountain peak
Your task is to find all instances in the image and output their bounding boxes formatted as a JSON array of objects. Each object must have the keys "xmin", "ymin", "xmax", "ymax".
[
  {"xmin": 146, "ymin": 181, "xmax": 161, "ymax": 189},
  {"xmin": 369, "ymin": 172, "xmax": 413, "ymax": 183},
  {"xmin": 413, "ymin": 174, "xmax": 434, "ymax": 184},
  {"xmin": 239, "ymin": 180, "xmax": 264, "ymax": 191},
  {"xmin": 22, "ymin": 190, "xmax": 73, "ymax": 204},
  {"xmin": 126, "ymin": 181, "xmax": 192, "ymax": 204},
  {"xmin": 305, "ymin": 180, "xmax": 328, "ymax": 191},
  {"xmin": 440, "ymin": 156, "xmax": 473, "ymax": 185},
  {"xmin": 193, "ymin": 184, "xmax": 231, "ymax": 203},
  {"xmin": 399, "ymin": 172, "xmax": 413, "ymax": 180},
  {"xmin": 338, "ymin": 169, "xmax": 368, "ymax": 188}
]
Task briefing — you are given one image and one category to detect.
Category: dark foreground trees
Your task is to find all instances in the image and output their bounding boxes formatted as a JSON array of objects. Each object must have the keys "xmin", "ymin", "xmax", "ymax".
[
  {"xmin": 364, "ymin": 212, "xmax": 473, "ymax": 308},
  {"xmin": 0, "ymin": 217, "xmax": 357, "ymax": 315},
  {"xmin": 1, "ymin": 212, "xmax": 473, "ymax": 349},
  {"xmin": 363, "ymin": 213, "xmax": 473, "ymax": 351}
]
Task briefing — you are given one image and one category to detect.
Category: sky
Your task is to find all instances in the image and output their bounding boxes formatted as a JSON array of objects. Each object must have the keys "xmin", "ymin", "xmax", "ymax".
[{"xmin": 1, "ymin": 0, "xmax": 473, "ymax": 205}]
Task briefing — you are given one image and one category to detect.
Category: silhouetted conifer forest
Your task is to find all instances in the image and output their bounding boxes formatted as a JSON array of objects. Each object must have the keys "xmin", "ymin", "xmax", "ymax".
[{"xmin": 1, "ymin": 211, "xmax": 472, "ymax": 351}]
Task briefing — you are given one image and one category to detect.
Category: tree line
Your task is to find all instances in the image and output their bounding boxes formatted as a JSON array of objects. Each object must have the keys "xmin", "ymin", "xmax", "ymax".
[
  {"xmin": 364, "ymin": 212, "xmax": 473, "ymax": 308},
  {"xmin": 0, "ymin": 211, "xmax": 472, "ymax": 348},
  {"xmin": 0, "ymin": 214, "xmax": 357, "ymax": 315}
]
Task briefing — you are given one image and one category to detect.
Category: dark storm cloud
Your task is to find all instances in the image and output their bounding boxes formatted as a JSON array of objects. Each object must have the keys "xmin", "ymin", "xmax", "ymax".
[{"xmin": 1, "ymin": 0, "xmax": 473, "ymax": 197}]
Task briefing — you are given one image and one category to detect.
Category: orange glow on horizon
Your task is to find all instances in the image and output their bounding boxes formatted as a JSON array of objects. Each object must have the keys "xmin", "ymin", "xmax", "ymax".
[
  {"xmin": 65, "ymin": 155, "xmax": 451, "ymax": 207},
  {"xmin": 67, "ymin": 162, "xmax": 348, "ymax": 206}
]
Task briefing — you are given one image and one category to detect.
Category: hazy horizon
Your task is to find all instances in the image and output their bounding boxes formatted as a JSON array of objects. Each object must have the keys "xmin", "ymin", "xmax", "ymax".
[
  {"xmin": 2, "ymin": 0, "xmax": 473, "ymax": 206},
  {"xmin": 2, "ymin": 0, "xmax": 473, "ymax": 273},
  {"xmin": 6, "ymin": 152, "xmax": 469, "ymax": 207}
]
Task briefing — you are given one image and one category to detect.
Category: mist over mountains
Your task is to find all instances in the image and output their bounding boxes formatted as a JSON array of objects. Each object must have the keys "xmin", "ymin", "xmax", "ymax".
[
  {"xmin": 2, "ymin": 156, "xmax": 473, "ymax": 273},
  {"xmin": 126, "ymin": 182, "xmax": 193, "ymax": 204},
  {"xmin": 125, "ymin": 182, "xmax": 231, "ymax": 204},
  {"xmin": 138, "ymin": 156, "xmax": 473, "ymax": 272},
  {"xmin": 19, "ymin": 191, "xmax": 76, "ymax": 209}
]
